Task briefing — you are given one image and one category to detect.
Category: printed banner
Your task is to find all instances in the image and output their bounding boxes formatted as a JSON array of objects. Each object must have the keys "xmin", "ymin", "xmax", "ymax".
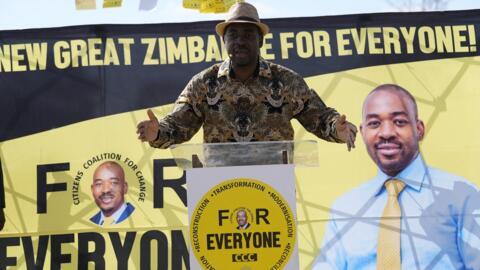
[
  {"xmin": 75, "ymin": 0, "xmax": 96, "ymax": 10},
  {"xmin": 103, "ymin": 0, "xmax": 123, "ymax": 8},
  {"xmin": 183, "ymin": 0, "xmax": 239, "ymax": 13},
  {"xmin": 1, "ymin": 9, "xmax": 480, "ymax": 269}
]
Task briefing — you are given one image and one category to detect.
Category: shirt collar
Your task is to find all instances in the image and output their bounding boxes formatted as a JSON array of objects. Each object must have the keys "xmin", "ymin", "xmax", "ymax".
[
  {"xmin": 217, "ymin": 57, "xmax": 272, "ymax": 79},
  {"xmin": 372, "ymin": 154, "xmax": 427, "ymax": 197},
  {"xmin": 100, "ymin": 202, "xmax": 127, "ymax": 224}
]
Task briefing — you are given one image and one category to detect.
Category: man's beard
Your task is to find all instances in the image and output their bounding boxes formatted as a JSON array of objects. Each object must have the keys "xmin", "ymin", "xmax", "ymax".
[{"xmin": 233, "ymin": 56, "xmax": 254, "ymax": 67}]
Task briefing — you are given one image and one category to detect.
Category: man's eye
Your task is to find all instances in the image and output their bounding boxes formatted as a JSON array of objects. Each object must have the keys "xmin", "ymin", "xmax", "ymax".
[
  {"xmin": 367, "ymin": 121, "xmax": 380, "ymax": 128},
  {"xmin": 394, "ymin": 119, "xmax": 408, "ymax": 126}
]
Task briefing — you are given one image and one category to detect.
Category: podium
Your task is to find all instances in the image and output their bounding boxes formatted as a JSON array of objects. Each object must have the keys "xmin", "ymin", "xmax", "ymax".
[{"xmin": 171, "ymin": 141, "xmax": 318, "ymax": 270}]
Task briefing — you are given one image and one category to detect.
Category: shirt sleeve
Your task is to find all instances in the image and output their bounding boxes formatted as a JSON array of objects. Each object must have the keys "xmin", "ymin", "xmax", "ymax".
[
  {"xmin": 457, "ymin": 184, "xmax": 480, "ymax": 269},
  {"xmin": 149, "ymin": 76, "xmax": 204, "ymax": 149},
  {"xmin": 293, "ymin": 83, "xmax": 344, "ymax": 143},
  {"xmin": 312, "ymin": 214, "xmax": 348, "ymax": 270}
]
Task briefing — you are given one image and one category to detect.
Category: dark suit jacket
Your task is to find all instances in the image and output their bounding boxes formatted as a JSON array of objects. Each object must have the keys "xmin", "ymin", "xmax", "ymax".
[{"xmin": 237, "ymin": 222, "xmax": 250, "ymax": 230}]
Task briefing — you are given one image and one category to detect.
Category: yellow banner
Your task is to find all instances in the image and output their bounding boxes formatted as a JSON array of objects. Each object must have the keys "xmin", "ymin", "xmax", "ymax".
[
  {"xmin": 1, "ymin": 12, "xmax": 480, "ymax": 269},
  {"xmin": 75, "ymin": 0, "xmax": 96, "ymax": 10},
  {"xmin": 2, "ymin": 57, "xmax": 480, "ymax": 269},
  {"xmin": 183, "ymin": 0, "xmax": 202, "ymax": 10},
  {"xmin": 103, "ymin": 0, "xmax": 123, "ymax": 8},
  {"xmin": 183, "ymin": 0, "xmax": 240, "ymax": 13}
]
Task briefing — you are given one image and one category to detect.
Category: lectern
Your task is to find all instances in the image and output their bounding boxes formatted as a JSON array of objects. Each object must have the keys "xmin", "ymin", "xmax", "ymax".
[{"xmin": 170, "ymin": 141, "xmax": 318, "ymax": 270}]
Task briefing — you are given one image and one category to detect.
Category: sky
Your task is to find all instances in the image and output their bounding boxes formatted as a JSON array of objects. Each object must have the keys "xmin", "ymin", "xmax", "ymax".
[{"xmin": 0, "ymin": 0, "xmax": 479, "ymax": 30}]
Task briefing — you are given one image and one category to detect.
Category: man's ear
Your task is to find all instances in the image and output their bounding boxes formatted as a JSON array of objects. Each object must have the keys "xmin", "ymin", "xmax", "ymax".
[{"xmin": 416, "ymin": 120, "xmax": 425, "ymax": 141}]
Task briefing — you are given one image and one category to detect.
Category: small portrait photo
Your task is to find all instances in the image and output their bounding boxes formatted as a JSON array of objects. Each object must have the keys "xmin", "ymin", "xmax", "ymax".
[
  {"xmin": 90, "ymin": 161, "xmax": 135, "ymax": 226},
  {"xmin": 235, "ymin": 208, "xmax": 251, "ymax": 230}
]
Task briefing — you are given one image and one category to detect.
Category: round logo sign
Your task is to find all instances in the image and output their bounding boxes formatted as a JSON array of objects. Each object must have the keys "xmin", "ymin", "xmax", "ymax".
[{"xmin": 190, "ymin": 178, "xmax": 296, "ymax": 270}]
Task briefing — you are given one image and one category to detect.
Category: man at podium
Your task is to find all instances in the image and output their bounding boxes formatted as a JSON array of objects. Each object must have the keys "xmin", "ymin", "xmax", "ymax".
[{"xmin": 136, "ymin": 2, "xmax": 357, "ymax": 150}]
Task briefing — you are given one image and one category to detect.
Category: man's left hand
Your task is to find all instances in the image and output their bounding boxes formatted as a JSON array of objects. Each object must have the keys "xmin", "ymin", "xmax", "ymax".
[{"xmin": 335, "ymin": 115, "xmax": 357, "ymax": 151}]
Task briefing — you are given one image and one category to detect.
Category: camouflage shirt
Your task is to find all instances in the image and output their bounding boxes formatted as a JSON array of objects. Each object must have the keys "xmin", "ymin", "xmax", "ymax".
[{"xmin": 150, "ymin": 58, "xmax": 344, "ymax": 148}]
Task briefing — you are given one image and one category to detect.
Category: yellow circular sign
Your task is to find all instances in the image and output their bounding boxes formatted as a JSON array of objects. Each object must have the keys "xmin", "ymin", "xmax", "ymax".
[{"xmin": 190, "ymin": 178, "xmax": 296, "ymax": 270}]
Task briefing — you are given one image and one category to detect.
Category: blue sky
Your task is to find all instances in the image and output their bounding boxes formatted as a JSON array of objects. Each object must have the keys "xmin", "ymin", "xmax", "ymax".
[{"xmin": 0, "ymin": 0, "xmax": 479, "ymax": 30}]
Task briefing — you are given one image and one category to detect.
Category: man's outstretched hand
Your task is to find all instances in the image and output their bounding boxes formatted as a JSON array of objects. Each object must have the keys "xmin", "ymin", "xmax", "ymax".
[
  {"xmin": 136, "ymin": 109, "xmax": 160, "ymax": 142},
  {"xmin": 336, "ymin": 115, "xmax": 357, "ymax": 151}
]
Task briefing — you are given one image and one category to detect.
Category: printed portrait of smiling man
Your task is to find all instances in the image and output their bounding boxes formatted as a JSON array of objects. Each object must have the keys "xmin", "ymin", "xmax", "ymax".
[
  {"xmin": 313, "ymin": 84, "xmax": 480, "ymax": 270},
  {"xmin": 90, "ymin": 161, "xmax": 135, "ymax": 226},
  {"xmin": 236, "ymin": 209, "xmax": 250, "ymax": 230}
]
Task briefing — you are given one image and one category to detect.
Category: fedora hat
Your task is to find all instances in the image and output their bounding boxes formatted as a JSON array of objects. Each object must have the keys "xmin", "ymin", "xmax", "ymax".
[{"xmin": 215, "ymin": 2, "xmax": 269, "ymax": 37}]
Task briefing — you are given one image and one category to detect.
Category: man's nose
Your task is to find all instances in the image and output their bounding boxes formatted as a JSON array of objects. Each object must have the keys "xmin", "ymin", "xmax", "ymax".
[
  {"xmin": 379, "ymin": 121, "xmax": 395, "ymax": 139},
  {"xmin": 101, "ymin": 182, "xmax": 112, "ymax": 193},
  {"xmin": 235, "ymin": 34, "xmax": 248, "ymax": 44}
]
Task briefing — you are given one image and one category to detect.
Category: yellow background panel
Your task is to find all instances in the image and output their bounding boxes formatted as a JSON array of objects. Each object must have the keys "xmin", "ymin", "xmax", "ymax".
[{"xmin": 1, "ymin": 56, "xmax": 480, "ymax": 269}]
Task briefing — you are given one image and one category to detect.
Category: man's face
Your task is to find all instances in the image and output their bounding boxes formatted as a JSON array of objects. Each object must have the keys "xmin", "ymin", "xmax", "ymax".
[
  {"xmin": 91, "ymin": 164, "xmax": 128, "ymax": 216},
  {"xmin": 236, "ymin": 210, "xmax": 247, "ymax": 226},
  {"xmin": 224, "ymin": 23, "xmax": 261, "ymax": 67},
  {"xmin": 360, "ymin": 90, "xmax": 425, "ymax": 176}
]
